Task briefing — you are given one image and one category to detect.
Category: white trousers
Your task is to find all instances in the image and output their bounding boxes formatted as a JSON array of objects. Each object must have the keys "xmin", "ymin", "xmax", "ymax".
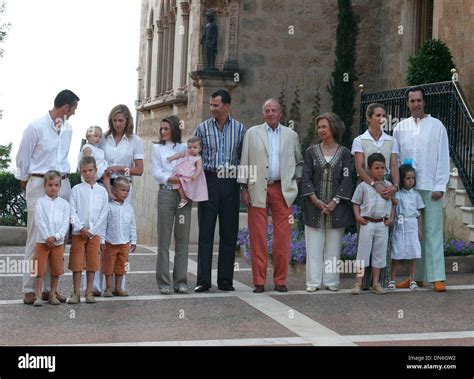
[
  {"xmin": 305, "ymin": 225, "xmax": 344, "ymax": 288},
  {"xmin": 356, "ymin": 222, "xmax": 388, "ymax": 269},
  {"xmin": 23, "ymin": 176, "xmax": 71, "ymax": 293}
]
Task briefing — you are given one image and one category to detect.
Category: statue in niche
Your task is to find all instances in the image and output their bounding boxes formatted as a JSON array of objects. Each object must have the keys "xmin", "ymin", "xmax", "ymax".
[{"xmin": 201, "ymin": 9, "xmax": 218, "ymax": 70}]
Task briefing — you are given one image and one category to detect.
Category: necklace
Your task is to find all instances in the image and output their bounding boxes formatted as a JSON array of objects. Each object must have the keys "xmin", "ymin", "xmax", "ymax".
[{"xmin": 321, "ymin": 142, "xmax": 337, "ymax": 151}]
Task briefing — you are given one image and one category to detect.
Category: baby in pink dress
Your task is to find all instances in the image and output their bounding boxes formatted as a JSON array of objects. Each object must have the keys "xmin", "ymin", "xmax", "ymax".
[{"xmin": 167, "ymin": 137, "xmax": 208, "ymax": 208}]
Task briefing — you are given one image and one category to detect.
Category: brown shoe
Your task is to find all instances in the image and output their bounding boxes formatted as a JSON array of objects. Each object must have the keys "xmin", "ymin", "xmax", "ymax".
[
  {"xmin": 113, "ymin": 289, "xmax": 129, "ymax": 297},
  {"xmin": 274, "ymin": 285, "xmax": 288, "ymax": 292},
  {"xmin": 253, "ymin": 285, "xmax": 265, "ymax": 293},
  {"xmin": 42, "ymin": 291, "xmax": 66, "ymax": 302},
  {"xmin": 23, "ymin": 292, "xmax": 36, "ymax": 305},
  {"xmin": 395, "ymin": 278, "xmax": 410, "ymax": 289},
  {"xmin": 434, "ymin": 281, "xmax": 446, "ymax": 292}
]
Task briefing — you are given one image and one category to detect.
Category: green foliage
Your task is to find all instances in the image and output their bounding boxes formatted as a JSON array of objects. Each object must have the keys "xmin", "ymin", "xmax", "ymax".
[
  {"xmin": 0, "ymin": 172, "xmax": 26, "ymax": 226},
  {"xmin": 278, "ymin": 85, "xmax": 288, "ymax": 125},
  {"xmin": 406, "ymin": 39, "xmax": 456, "ymax": 85},
  {"xmin": 301, "ymin": 91, "xmax": 321, "ymax": 154},
  {"xmin": 0, "ymin": 143, "xmax": 12, "ymax": 171},
  {"xmin": 0, "ymin": 1, "xmax": 10, "ymax": 57},
  {"xmin": 328, "ymin": 0, "xmax": 359, "ymax": 149},
  {"xmin": 288, "ymin": 88, "xmax": 301, "ymax": 132},
  {"xmin": 69, "ymin": 172, "xmax": 82, "ymax": 188},
  {"xmin": 0, "ymin": 214, "xmax": 17, "ymax": 226}
]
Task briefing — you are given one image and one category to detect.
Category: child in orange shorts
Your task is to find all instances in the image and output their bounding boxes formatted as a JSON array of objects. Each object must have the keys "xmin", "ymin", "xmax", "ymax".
[
  {"xmin": 102, "ymin": 177, "xmax": 137, "ymax": 297},
  {"xmin": 33, "ymin": 170, "xmax": 70, "ymax": 306},
  {"xmin": 68, "ymin": 156, "xmax": 109, "ymax": 304}
]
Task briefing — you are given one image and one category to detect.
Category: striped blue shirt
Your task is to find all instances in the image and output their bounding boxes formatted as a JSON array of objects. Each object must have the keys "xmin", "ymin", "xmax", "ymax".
[{"xmin": 194, "ymin": 116, "xmax": 246, "ymax": 172}]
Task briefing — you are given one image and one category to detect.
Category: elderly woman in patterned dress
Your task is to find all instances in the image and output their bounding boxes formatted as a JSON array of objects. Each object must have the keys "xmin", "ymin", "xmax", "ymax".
[{"xmin": 301, "ymin": 112, "xmax": 354, "ymax": 292}]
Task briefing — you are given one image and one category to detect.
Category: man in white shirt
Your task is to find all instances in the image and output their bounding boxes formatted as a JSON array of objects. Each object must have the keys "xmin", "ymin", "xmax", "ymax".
[
  {"xmin": 393, "ymin": 86, "xmax": 450, "ymax": 292},
  {"xmin": 15, "ymin": 89, "xmax": 80, "ymax": 305}
]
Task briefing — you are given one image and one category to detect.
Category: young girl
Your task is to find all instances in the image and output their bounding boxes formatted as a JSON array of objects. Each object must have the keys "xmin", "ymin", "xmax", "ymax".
[
  {"xmin": 388, "ymin": 165, "xmax": 425, "ymax": 290},
  {"xmin": 78, "ymin": 126, "xmax": 108, "ymax": 182},
  {"xmin": 167, "ymin": 137, "xmax": 208, "ymax": 208}
]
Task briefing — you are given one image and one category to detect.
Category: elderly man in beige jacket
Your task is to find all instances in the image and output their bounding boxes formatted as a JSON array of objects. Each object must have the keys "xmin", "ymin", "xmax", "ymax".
[{"xmin": 238, "ymin": 98, "xmax": 303, "ymax": 293}]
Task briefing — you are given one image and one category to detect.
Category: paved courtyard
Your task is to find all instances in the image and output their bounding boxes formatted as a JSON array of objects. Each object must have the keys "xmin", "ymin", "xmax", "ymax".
[{"xmin": 0, "ymin": 244, "xmax": 473, "ymax": 347}]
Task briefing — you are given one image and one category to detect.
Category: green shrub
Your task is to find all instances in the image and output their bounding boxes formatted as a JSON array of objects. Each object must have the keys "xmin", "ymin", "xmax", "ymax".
[
  {"xmin": 0, "ymin": 214, "xmax": 19, "ymax": 226},
  {"xmin": 69, "ymin": 172, "xmax": 82, "ymax": 188},
  {"xmin": 406, "ymin": 39, "xmax": 456, "ymax": 85},
  {"xmin": 0, "ymin": 172, "xmax": 26, "ymax": 226}
]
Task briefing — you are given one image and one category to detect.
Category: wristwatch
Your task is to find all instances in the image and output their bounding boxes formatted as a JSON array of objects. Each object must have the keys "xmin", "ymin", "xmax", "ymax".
[
  {"xmin": 332, "ymin": 197, "xmax": 340, "ymax": 205},
  {"xmin": 370, "ymin": 181, "xmax": 376, "ymax": 188}
]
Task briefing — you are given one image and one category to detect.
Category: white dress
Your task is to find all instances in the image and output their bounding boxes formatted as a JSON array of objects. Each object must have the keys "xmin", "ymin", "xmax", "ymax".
[{"xmin": 391, "ymin": 188, "xmax": 425, "ymax": 260}]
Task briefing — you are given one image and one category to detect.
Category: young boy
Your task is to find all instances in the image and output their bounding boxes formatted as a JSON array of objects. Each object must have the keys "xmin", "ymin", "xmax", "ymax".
[
  {"xmin": 32, "ymin": 171, "xmax": 70, "ymax": 306},
  {"xmin": 351, "ymin": 153, "xmax": 396, "ymax": 295},
  {"xmin": 68, "ymin": 156, "xmax": 109, "ymax": 304},
  {"xmin": 102, "ymin": 177, "xmax": 137, "ymax": 297}
]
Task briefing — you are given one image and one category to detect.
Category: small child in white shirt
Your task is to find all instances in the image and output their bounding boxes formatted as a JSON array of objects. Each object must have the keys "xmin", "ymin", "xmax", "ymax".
[
  {"xmin": 33, "ymin": 170, "xmax": 70, "ymax": 306},
  {"xmin": 78, "ymin": 126, "xmax": 108, "ymax": 183},
  {"xmin": 102, "ymin": 177, "xmax": 137, "ymax": 297},
  {"xmin": 68, "ymin": 156, "xmax": 109, "ymax": 304},
  {"xmin": 351, "ymin": 153, "xmax": 396, "ymax": 295}
]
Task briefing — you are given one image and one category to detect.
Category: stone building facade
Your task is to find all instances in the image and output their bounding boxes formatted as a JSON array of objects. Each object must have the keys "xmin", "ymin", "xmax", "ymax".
[{"xmin": 133, "ymin": 0, "xmax": 473, "ymax": 245}]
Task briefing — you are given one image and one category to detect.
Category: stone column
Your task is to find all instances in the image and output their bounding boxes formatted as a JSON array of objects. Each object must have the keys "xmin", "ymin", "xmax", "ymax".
[
  {"xmin": 179, "ymin": 1, "xmax": 190, "ymax": 90},
  {"xmin": 145, "ymin": 27, "xmax": 153, "ymax": 100},
  {"xmin": 223, "ymin": 1, "xmax": 239, "ymax": 72},
  {"xmin": 155, "ymin": 20, "xmax": 164, "ymax": 97},
  {"xmin": 167, "ymin": 11, "xmax": 177, "ymax": 93},
  {"xmin": 161, "ymin": 16, "xmax": 169, "ymax": 96}
]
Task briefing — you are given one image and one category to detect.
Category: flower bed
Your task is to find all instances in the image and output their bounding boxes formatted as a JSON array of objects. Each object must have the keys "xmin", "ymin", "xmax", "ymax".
[{"xmin": 237, "ymin": 211, "xmax": 474, "ymax": 265}]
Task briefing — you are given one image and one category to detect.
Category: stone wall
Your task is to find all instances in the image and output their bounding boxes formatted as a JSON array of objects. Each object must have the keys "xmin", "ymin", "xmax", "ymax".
[
  {"xmin": 134, "ymin": 0, "xmax": 473, "ymax": 244},
  {"xmin": 433, "ymin": 0, "xmax": 474, "ymax": 106}
]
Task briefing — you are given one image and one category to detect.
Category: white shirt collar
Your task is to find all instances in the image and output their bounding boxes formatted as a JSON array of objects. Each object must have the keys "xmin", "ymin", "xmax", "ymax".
[
  {"xmin": 361, "ymin": 129, "xmax": 391, "ymax": 142},
  {"xmin": 108, "ymin": 133, "xmax": 129, "ymax": 142},
  {"xmin": 265, "ymin": 122, "xmax": 281, "ymax": 133}
]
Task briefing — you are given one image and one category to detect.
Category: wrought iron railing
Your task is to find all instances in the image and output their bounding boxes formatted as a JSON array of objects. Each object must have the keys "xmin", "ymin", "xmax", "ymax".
[{"xmin": 359, "ymin": 76, "xmax": 474, "ymax": 204}]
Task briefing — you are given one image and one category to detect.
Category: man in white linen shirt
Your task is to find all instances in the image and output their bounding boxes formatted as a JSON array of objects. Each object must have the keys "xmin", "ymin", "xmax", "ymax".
[
  {"xmin": 15, "ymin": 89, "xmax": 80, "ymax": 305},
  {"xmin": 393, "ymin": 86, "xmax": 450, "ymax": 292}
]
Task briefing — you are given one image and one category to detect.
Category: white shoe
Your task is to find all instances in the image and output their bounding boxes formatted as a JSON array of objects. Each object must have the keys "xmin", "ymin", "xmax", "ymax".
[
  {"xmin": 326, "ymin": 285, "xmax": 339, "ymax": 292},
  {"xmin": 387, "ymin": 281, "xmax": 396, "ymax": 290},
  {"xmin": 409, "ymin": 281, "xmax": 419, "ymax": 290},
  {"xmin": 306, "ymin": 286, "xmax": 318, "ymax": 292}
]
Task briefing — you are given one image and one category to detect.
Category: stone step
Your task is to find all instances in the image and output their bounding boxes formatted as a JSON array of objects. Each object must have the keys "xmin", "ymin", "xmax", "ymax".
[
  {"xmin": 468, "ymin": 225, "xmax": 474, "ymax": 243},
  {"xmin": 455, "ymin": 189, "xmax": 469, "ymax": 207},
  {"xmin": 448, "ymin": 169, "xmax": 461, "ymax": 190},
  {"xmin": 460, "ymin": 207, "xmax": 474, "ymax": 225}
]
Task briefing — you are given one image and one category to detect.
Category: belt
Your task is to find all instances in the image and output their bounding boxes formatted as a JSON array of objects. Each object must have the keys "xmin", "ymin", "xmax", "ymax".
[
  {"xmin": 364, "ymin": 217, "xmax": 386, "ymax": 223},
  {"xmin": 160, "ymin": 184, "xmax": 174, "ymax": 190},
  {"xmin": 268, "ymin": 180, "xmax": 281, "ymax": 186},
  {"xmin": 31, "ymin": 173, "xmax": 69, "ymax": 180}
]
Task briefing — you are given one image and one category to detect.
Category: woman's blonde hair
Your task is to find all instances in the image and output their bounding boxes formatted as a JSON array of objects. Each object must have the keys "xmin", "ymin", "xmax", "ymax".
[{"xmin": 106, "ymin": 104, "xmax": 134, "ymax": 139}]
